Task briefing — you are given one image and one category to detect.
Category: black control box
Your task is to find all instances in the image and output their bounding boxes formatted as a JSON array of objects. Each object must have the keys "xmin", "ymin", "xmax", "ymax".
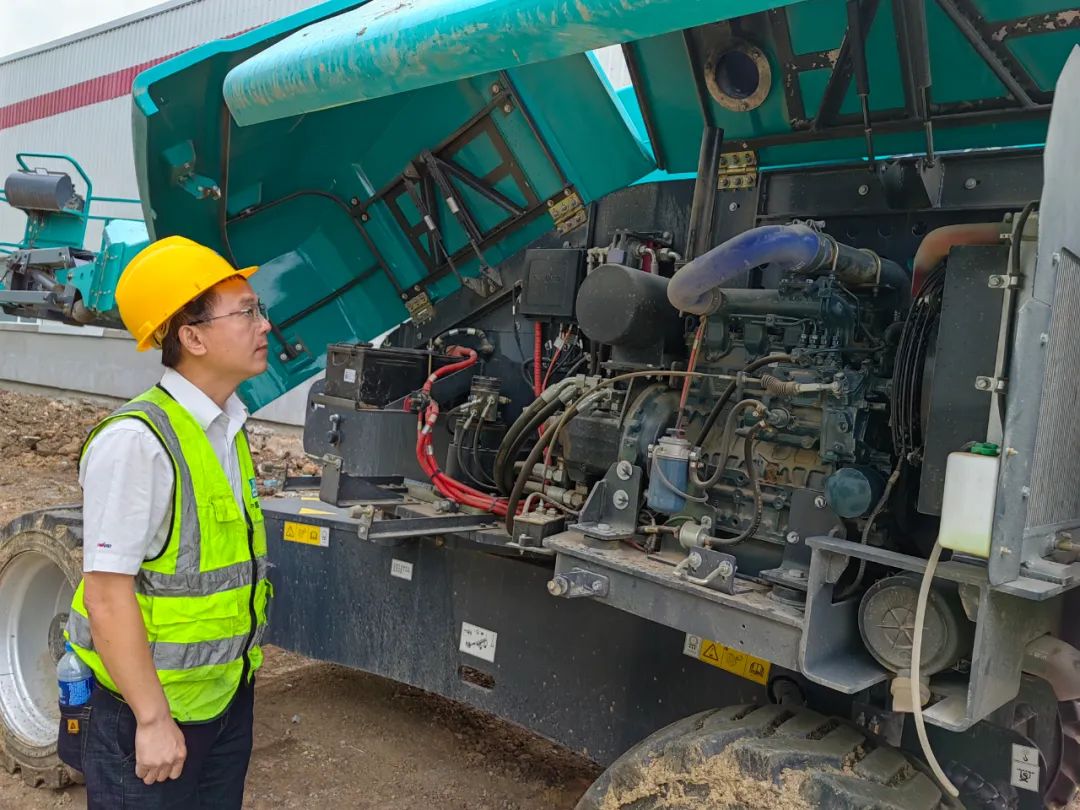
[{"xmin": 519, "ymin": 248, "xmax": 584, "ymax": 322}]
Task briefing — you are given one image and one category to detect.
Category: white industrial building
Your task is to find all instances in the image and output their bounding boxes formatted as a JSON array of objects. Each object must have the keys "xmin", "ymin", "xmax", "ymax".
[{"xmin": 0, "ymin": 0, "xmax": 630, "ymax": 425}]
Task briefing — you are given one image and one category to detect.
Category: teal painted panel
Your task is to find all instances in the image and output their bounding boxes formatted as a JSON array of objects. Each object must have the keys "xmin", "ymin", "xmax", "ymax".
[
  {"xmin": 57, "ymin": 219, "xmax": 149, "ymax": 318},
  {"xmin": 1008, "ymin": 31, "xmax": 1080, "ymax": 91},
  {"xmin": 626, "ymin": 33, "xmax": 702, "ymax": 172},
  {"xmin": 859, "ymin": 1, "xmax": 907, "ymax": 112},
  {"xmin": 977, "ymin": 0, "xmax": 1079, "ymax": 23},
  {"xmin": 926, "ymin": 0, "xmax": 1007, "ymax": 104},
  {"xmin": 786, "ymin": 0, "xmax": 846, "ymax": 54},
  {"xmin": 134, "ymin": 35, "xmax": 652, "ymax": 410},
  {"xmin": 791, "ymin": 2, "xmax": 906, "ymax": 121},
  {"xmin": 222, "ymin": 0, "xmax": 804, "ymax": 127}
]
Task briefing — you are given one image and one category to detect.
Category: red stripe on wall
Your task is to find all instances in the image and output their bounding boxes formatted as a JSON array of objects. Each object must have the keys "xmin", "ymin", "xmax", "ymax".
[
  {"xmin": 0, "ymin": 27, "xmax": 256, "ymax": 132},
  {"xmin": 0, "ymin": 52, "xmax": 183, "ymax": 131}
]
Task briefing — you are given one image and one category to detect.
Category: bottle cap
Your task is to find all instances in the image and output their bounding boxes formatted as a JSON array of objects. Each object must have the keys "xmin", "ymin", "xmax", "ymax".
[
  {"xmin": 970, "ymin": 442, "xmax": 1000, "ymax": 457},
  {"xmin": 64, "ymin": 641, "xmax": 73, "ymax": 653}
]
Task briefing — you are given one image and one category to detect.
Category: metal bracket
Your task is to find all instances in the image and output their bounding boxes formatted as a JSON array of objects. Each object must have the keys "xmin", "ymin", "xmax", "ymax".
[
  {"xmin": 851, "ymin": 701, "xmax": 905, "ymax": 748},
  {"xmin": 511, "ymin": 511, "xmax": 566, "ymax": 550},
  {"xmin": 877, "ymin": 157, "xmax": 944, "ymax": 209},
  {"xmin": 987, "ymin": 274, "xmax": 1022, "ymax": 289},
  {"xmin": 461, "ymin": 266, "xmax": 503, "ymax": 297},
  {"xmin": 546, "ymin": 567, "xmax": 609, "ymax": 598},
  {"xmin": 404, "ymin": 290, "xmax": 435, "ymax": 324},
  {"xmin": 547, "ymin": 188, "xmax": 587, "ymax": 234},
  {"xmin": 354, "ymin": 508, "xmax": 497, "ymax": 543},
  {"xmin": 974, "ymin": 375, "xmax": 1007, "ymax": 393},
  {"xmin": 571, "ymin": 462, "xmax": 643, "ymax": 540},
  {"xmin": 672, "ymin": 545, "xmax": 738, "ymax": 594},
  {"xmin": 18, "ymin": 247, "xmax": 75, "ymax": 267},
  {"xmin": 717, "ymin": 151, "xmax": 758, "ymax": 191},
  {"xmin": 177, "ymin": 173, "xmax": 221, "ymax": 201}
]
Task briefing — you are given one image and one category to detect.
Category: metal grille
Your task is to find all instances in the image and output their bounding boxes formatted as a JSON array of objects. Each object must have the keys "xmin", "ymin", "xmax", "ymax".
[{"xmin": 1027, "ymin": 248, "xmax": 1080, "ymax": 528}]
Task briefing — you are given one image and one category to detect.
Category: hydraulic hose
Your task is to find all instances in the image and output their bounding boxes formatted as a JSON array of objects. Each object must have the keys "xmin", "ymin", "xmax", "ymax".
[
  {"xmin": 494, "ymin": 395, "xmax": 566, "ymax": 495},
  {"xmin": 493, "ymin": 378, "xmax": 578, "ymax": 495}
]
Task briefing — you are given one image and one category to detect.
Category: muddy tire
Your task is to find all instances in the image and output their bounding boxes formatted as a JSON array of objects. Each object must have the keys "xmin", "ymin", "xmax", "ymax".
[
  {"xmin": 577, "ymin": 704, "xmax": 946, "ymax": 810},
  {"xmin": 0, "ymin": 507, "xmax": 83, "ymax": 789}
]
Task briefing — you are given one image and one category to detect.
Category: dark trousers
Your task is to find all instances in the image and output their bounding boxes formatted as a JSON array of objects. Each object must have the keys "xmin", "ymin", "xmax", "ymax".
[{"xmin": 82, "ymin": 681, "xmax": 254, "ymax": 810}]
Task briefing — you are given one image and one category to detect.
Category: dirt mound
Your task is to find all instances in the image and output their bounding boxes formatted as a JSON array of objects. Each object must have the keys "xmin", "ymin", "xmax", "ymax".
[
  {"xmin": 0, "ymin": 389, "xmax": 314, "ymax": 480},
  {"xmin": 0, "ymin": 390, "xmax": 108, "ymax": 472}
]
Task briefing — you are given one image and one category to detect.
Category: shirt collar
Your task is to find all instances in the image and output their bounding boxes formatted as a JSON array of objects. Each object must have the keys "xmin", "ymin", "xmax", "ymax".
[{"xmin": 159, "ymin": 368, "xmax": 249, "ymax": 433}]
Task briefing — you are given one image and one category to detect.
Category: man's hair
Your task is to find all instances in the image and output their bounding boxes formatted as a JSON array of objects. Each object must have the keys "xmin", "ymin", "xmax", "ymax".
[{"xmin": 155, "ymin": 289, "xmax": 219, "ymax": 368}]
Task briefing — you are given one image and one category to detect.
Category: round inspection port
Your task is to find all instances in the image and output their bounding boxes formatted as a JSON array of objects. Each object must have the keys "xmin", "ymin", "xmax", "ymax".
[{"xmin": 705, "ymin": 41, "xmax": 772, "ymax": 112}]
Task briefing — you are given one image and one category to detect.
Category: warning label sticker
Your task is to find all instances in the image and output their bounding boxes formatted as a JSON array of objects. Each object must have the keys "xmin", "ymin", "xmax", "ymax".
[
  {"xmin": 1011, "ymin": 744, "xmax": 1040, "ymax": 792},
  {"xmin": 283, "ymin": 520, "xmax": 330, "ymax": 548},
  {"xmin": 460, "ymin": 622, "xmax": 498, "ymax": 663},
  {"xmin": 683, "ymin": 634, "xmax": 771, "ymax": 685}
]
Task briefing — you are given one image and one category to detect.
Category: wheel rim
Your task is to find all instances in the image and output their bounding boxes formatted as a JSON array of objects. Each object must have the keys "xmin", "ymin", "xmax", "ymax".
[{"xmin": 0, "ymin": 550, "xmax": 73, "ymax": 749}]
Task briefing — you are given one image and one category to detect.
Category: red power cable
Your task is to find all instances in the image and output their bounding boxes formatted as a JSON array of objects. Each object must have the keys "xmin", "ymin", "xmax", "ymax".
[
  {"xmin": 533, "ymin": 321, "xmax": 543, "ymax": 397},
  {"xmin": 414, "ymin": 346, "xmax": 513, "ymax": 517}
]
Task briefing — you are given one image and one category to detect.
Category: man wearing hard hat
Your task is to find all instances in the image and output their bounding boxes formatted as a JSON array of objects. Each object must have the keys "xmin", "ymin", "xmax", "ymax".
[{"xmin": 61, "ymin": 236, "xmax": 273, "ymax": 808}]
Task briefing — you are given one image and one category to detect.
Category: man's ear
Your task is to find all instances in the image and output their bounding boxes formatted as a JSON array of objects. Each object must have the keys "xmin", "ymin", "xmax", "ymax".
[{"xmin": 177, "ymin": 323, "xmax": 209, "ymax": 358}]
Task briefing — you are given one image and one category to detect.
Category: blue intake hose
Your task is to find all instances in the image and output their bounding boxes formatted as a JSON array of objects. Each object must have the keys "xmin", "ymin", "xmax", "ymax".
[
  {"xmin": 668, "ymin": 224, "xmax": 911, "ymax": 315},
  {"xmin": 667, "ymin": 225, "xmax": 830, "ymax": 315}
]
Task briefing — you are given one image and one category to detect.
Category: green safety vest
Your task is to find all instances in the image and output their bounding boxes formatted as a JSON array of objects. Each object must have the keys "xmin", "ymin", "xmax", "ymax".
[{"xmin": 65, "ymin": 385, "xmax": 272, "ymax": 723}]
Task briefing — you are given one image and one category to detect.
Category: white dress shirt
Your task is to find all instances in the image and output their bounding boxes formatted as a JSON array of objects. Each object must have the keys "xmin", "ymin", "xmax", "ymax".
[{"xmin": 80, "ymin": 368, "xmax": 249, "ymax": 575}]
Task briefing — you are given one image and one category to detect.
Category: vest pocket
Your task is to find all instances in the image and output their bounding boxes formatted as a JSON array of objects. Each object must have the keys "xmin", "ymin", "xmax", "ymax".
[
  {"xmin": 211, "ymin": 493, "xmax": 241, "ymax": 523},
  {"xmin": 57, "ymin": 703, "xmax": 91, "ymax": 773}
]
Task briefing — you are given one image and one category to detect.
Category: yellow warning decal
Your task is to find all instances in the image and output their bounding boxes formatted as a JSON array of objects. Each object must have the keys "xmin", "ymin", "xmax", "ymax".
[
  {"xmin": 683, "ymin": 634, "xmax": 771, "ymax": 685},
  {"xmin": 283, "ymin": 520, "xmax": 330, "ymax": 548}
]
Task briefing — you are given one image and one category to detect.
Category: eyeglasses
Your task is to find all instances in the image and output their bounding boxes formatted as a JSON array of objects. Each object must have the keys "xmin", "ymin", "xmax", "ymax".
[{"xmin": 190, "ymin": 301, "xmax": 269, "ymax": 326}]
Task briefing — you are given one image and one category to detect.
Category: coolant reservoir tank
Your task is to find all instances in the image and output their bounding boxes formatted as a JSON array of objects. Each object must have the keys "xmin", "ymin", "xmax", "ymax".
[{"xmin": 938, "ymin": 443, "xmax": 1000, "ymax": 558}]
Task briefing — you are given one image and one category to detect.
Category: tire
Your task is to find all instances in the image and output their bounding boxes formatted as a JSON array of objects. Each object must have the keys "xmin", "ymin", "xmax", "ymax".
[
  {"xmin": 0, "ymin": 507, "xmax": 84, "ymax": 789},
  {"xmin": 577, "ymin": 704, "xmax": 946, "ymax": 810}
]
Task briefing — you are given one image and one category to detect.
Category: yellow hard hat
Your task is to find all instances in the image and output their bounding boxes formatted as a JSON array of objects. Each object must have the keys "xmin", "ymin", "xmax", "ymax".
[{"xmin": 116, "ymin": 235, "xmax": 258, "ymax": 351}]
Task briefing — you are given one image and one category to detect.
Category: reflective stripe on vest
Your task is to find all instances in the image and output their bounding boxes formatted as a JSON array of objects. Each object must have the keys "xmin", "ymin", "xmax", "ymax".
[{"xmin": 67, "ymin": 611, "xmax": 268, "ymax": 671}]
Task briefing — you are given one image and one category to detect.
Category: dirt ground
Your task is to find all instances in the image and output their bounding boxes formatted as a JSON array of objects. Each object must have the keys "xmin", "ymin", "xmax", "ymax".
[{"xmin": 0, "ymin": 388, "xmax": 599, "ymax": 810}]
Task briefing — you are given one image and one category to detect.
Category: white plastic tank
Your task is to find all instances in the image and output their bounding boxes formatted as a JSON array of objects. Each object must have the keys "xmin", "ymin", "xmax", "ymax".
[{"xmin": 938, "ymin": 444, "xmax": 1000, "ymax": 558}]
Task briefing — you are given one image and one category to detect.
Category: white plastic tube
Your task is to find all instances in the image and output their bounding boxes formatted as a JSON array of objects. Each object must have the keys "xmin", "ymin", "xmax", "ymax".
[{"xmin": 910, "ymin": 541, "xmax": 960, "ymax": 799}]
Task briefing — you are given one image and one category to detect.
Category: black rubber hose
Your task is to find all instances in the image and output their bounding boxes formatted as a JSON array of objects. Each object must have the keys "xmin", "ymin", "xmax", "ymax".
[
  {"xmin": 505, "ymin": 423, "xmax": 562, "ymax": 533},
  {"xmin": 694, "ymin": 354, "xmax": 793, "ymax": 447},
  {"xmin": 495, "ymin": 395, "xmax": 549, "ymax": 464},
  {"xmin": 708, "ymin": 429, "xmax": 764, "ymax": 547},
  {"xmin": 494, "ymin": 395, "xmax": 567, "ymax": 495},
  {"xmin": 470, "ymin": 417, "xmax": 498, "ymax": 487},
  {"xmin": 455, "ymin": 428, "xmax": 497, "ymax": 492},
  {"xmin": 692, "ymin": 398, "xmax": 764, "ymax": 489}
]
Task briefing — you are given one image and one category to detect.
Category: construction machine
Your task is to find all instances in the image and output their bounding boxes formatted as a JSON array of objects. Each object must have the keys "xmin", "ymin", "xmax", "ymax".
[{"xmin": 3, "ymin": 1, "xmax": 1080, "ymax": 806}]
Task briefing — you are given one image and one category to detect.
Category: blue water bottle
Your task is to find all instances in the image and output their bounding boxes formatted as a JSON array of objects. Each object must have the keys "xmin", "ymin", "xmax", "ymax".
[{"xmin": 57, "ymin": 642, "xmax": 94, "ymax": 706}]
